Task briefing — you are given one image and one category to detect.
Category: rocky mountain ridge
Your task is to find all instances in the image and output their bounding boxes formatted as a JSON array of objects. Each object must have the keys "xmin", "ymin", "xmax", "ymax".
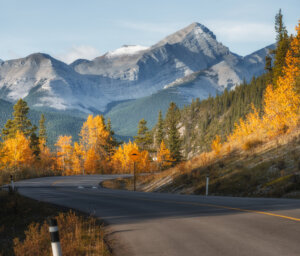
[{"xmin": 0, "ymin": 22, "xmax": 274, "ymax": 126}]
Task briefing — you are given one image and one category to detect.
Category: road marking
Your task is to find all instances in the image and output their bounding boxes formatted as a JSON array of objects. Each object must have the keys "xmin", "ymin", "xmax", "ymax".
[
  {"xmin": 70, "ymin": 189, "xmax": 300, "ymax": 222},
  {"xmin": 52, "ymin": 180, "xmax": 63, "ymax": 185}
]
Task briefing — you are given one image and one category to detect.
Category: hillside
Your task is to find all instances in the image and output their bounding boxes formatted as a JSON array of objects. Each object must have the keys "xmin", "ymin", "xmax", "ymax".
[
  {"xmin": 149, "ymin": 74, "xmax": 268, "ymax": 158},
  {"xmin": 137, "ymin": 128, "xmax": 300, "ymax": 198}
]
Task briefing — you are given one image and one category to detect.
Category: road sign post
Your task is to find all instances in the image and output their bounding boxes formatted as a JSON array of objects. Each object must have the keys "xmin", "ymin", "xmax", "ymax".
[
  {"xmin": 133, "ymin": 161, "xmax": 136, "ymax": 191},
  {"xmin": 129, "ymin": 149, "xmax": 140, "ymax": 192}
]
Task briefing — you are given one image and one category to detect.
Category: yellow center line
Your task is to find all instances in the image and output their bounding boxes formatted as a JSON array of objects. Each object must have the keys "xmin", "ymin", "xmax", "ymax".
[
  {"xmin": 64, "ymin": 188, "xmax": 300, "ymax": 222},
  {"xmin": 52, "ymin": 180, "xmax": 67, "ymax": 185}
]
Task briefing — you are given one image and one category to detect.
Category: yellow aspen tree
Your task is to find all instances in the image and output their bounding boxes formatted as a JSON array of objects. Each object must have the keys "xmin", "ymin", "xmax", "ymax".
[
  {"xmin": 263, "ymin": 22, "xmax": 300, "ymax": 136},
  {"xmin": 211, "ymin": 135, "xmax": 222, "ymax": 156},
  {"xmin": 79, "ymin": 115, "xmax": 110, "ymax": 172},
  {"xmin": 72, "ymin": 142, "xmax": 84, "ymax": 174},
  {"xmin": 157, "ymin": 140, "xmax": 173, "ymax": 168},
  {"xmin": 84, "ymin": 148, "xmax": 100, "ymax": 174},
  {"xmin": 228, "ymin": 105, "xmax": 262, "ymax": 144},
  {"xmin": 111, "ymin": 141, "xmax": 139, "ymax": 173},
  {"xmin": 38, "ymin": 143, "xmax": 54, "ymax": 172},
  {"xmin": 55, "ymin": 135, "xmax": 73, "ymax": 175},
  {"xmin": 137, "ymin": 150, "xmax": 151, "ymax": 172},
  {"xmin": 1, "ymin": 131, "xmax": 34, "ymax": 169}
]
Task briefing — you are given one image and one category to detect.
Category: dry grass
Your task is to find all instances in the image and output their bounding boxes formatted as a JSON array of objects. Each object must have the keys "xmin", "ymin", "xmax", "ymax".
[
  {"xmin": 106, "ymin": 126, "xmax": 300, "ymax": 197},
  {"xmin": 0, "ymin": 190, "xmax": 110, "ymax": 256},
  {"xmin": 14, "ymin": 212, "xmax": 110, "ymax": 256}
]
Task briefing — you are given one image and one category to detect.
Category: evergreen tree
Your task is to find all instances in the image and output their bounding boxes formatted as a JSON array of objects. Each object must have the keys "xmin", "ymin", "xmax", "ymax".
[
  {"xmin": 155, "ymin": 110, "xmax": 164, "ymax": 147},
  {"xmin": 2, "ymin": 99, "xmax": 36, "ymax": 139},
  {"xmin": 134, "ymin": 118, "xmax": 152, "ymax": 150},
  {"xmin": 272, "ymin": 9, "xmax": 290, "ymax": 84},
  {"xmin": 165, "ymin": 102, "xmax": 182, "ymax": 162},
  {"xmin": 275, "ymin": 9, "xmax": 287, "ymax": 42},
  {"xmin": 39, "ymin": 114, "xmax": 47, "ymax": 146},
  {"xmin": 106, "ymin": 118, "xmax": 119, "ymax": 158},
  {"xmin": 30, "ymin": 132, "xmax": 40, "ymax": 158}
]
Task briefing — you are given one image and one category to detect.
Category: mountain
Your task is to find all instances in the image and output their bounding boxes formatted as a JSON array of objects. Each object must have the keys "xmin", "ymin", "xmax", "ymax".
[
  {"xmin": 72, "ymin": 23, "xmax": 237, "ymax": 101},
  {"xmin": 0, "ymin": 22, "xmax": 274, "ymax": 138},
  {"xmin": 105, "ymin": 44, "xmax": 275, "ymax": 137},
  {"xmin": 0, "ymin": 53, "xmax": 111, "ymax": 113}
]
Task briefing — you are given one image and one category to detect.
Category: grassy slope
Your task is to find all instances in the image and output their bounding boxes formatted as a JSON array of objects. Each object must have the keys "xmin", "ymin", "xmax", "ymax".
[
  {"xmin": 103, "ymin": 128, "xmax": 300, "ymax": 198},
  {"xmin": 151, "ymin": 129, "xmax": 300, "ymax": 198}
]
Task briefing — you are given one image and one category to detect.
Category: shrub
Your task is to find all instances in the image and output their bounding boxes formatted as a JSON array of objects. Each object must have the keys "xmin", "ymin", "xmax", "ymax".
[{"xmin": 242, "ymin": 138, "xmax": 263, "ymax": 151}]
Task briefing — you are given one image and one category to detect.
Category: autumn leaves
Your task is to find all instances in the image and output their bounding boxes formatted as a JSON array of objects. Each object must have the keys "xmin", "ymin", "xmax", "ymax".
[
  {"xmin": 212, "ymin": 21, "xmax": 300, "ymax": 154},
  {"xmin": 55, "ymin": 115, "xmax": 159, "ymax": 175}
]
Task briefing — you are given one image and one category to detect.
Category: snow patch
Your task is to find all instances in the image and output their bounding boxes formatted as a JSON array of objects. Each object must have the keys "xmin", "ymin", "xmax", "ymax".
[{"xmin": 106, "ymin": 45, "xmax": 149, "ymax": 58}]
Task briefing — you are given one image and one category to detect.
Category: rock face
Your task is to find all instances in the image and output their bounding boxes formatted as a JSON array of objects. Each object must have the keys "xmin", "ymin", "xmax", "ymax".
[
  {"xmin": 0, "ymin": 22, "xmax": 274, "ymax": 114},
  {"xmin": 0, "ymin": 53, "xmax": 110, "ymax": 112}
]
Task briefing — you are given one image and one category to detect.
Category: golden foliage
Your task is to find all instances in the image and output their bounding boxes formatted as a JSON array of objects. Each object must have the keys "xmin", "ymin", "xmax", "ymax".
[
  {"xmin": 111, "ymin": 141, "xmax": 151, "ymax": 173},
  {"xmin": 79, "ymin": 115, "xmax": 110, "ymax": 173},
  {"xmin": 157, "ymin": 140, "xmax": 173, "ymax": 168},
  {"xmin": 211, "ymin": 135, "xmax": 222, "ymax": 156},
  {"xmin": 55, "ymin": 135, "xmax": 73, "ymax": 175},
  {"xmin": 72, "ymin": 142, "xmax": 84, "ymax": 175},
  {"xmin": 0, "ymin": 131, "xmax": 34, "ymax": 169},
  {"xmin": 228, "ymin": 21, "xmax": 300, "ymax": 146}
]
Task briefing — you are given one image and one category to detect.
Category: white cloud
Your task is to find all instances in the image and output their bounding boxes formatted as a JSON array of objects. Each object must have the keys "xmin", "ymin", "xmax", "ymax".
[
  {"xmin": 205, "ymin": 20, "xmax": 275, "ymax": 43},
  {"xmin": 55, "ymin": 45, "xmax": 101, "ymax": 64}
]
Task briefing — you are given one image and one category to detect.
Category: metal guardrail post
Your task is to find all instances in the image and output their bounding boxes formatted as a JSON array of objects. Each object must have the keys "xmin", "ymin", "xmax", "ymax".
[{"xmin": 206, "ymin": 176, "xmax": 209, "ymax": 196}]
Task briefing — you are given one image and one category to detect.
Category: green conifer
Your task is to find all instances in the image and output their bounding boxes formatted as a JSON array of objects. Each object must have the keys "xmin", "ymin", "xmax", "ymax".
[
  {"xmin": 39, "ymin": 114, "xmax": 47, "ymax": 146},
  {"xmin": 134, "ymin": 119, "xmax": 152, "ymax": 150},
  {"xmin": 165, "ymin": 102, "xmax": 182, "ymax": 162},
  {"xmin": 155, "ymin": 110, "xmax": 164, "ymax": 147}
]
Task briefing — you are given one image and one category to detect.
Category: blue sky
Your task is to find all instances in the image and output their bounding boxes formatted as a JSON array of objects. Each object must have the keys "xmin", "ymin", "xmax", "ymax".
[{"xmin": 0, "ymin": 0, "xmax": 299, "ymax": 63}]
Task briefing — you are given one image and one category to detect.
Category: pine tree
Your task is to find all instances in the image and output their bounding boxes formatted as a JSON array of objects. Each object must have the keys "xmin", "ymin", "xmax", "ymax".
[
  {"xmin": 165, "ymin": 102, "xmax": 182, "ymax": 162},
  {"xmin": 105, "ymin": 118, "xmax": 118, "ymax": 158},
  {"xmin": 39, "ymin": 114, "xmax": 47, "ymax": 146},
  {"xmin": 155, "ymin": 110, "xmax": 164, "ymax": 147},
  {"xmin": 275, "ymin": 9, "xmax": 287, "ymax": 42},
  {"xmin": 2, "ymin": 99, "xmax": 36, "ymax": 139},
  {"xmin": 30, "ymin": 132, "xmax": 40, "ymax": 158},
  {"xmin": 134, "ymin": 118, "xmax": 152, "ymax": 150},
  {"xmin": 272, "ymin": 9, "xmax": 290, "ymax": 84}
]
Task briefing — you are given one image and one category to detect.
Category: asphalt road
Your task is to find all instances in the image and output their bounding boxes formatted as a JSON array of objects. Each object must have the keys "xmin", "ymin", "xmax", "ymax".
[{"xmin": 14, "ymin": 175, "xmax": 300, "ymax": 256}]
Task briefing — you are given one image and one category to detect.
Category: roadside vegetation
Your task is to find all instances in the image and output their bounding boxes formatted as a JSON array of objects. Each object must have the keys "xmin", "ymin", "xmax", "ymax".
[{"xmin": 0, "ymin": 189, "xmax": 111, "ymax": 256}]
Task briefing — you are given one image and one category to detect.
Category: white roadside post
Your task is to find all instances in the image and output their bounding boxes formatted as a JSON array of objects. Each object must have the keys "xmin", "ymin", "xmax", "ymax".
[
  {"xmin": 49, "ymin": 219, "xmax": 63, "ymax": 256},
  {"xmin": 10, "ymin": 175, "xmax": 14, "ymax": 190},
  {"xmin": 206, "ymin": 176, "xmax": 209, "ymax": 196}
]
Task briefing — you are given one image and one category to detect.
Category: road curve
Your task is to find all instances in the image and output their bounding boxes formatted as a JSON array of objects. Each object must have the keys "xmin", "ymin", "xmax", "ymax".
[{"xmin": 15, "ymin": 175, "xmax": 300, "ymax": 256}]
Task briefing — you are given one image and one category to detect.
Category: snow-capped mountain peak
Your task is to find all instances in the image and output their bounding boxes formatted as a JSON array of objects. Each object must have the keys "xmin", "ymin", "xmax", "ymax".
[
  {"xmin": 106, "ymin": 45, "xmax": 149, "ymax": 58},
  {"xmin": 0, "ymin": 22, "xmax": 273, "ymax": 118}
]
